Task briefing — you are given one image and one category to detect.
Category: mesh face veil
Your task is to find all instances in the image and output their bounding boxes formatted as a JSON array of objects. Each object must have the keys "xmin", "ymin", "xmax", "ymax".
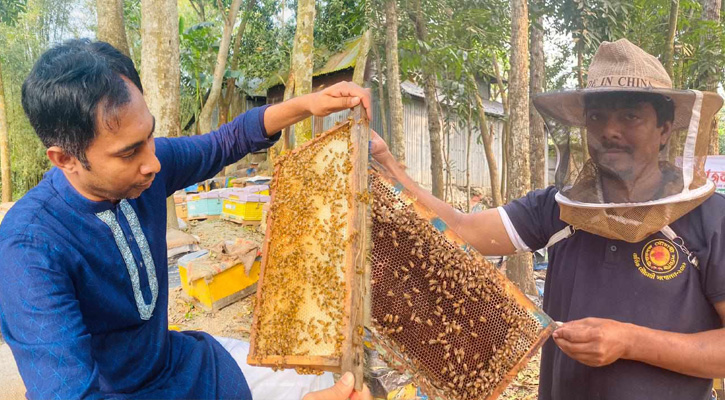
[{"xmin": 533, "ymin": 39, "xmax": 723, "ymax": 243}]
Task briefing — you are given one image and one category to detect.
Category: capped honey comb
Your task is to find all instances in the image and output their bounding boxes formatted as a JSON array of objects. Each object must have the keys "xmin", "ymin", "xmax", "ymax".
[
  {"xmin": 248, "ymin": 106, "xmax": 369, "ymax": 387},
  {"xmin": 368, "ymin": 167, "xmax": 555, "ymax": 400}
]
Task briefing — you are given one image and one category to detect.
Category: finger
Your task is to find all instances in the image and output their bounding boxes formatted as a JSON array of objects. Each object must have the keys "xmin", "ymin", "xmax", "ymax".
[
  {"xmin": 330, "ymin": 95, "xmax": 359, "ymax": 113},
  {"xmin": 350, "ymin": 384, "xmax": 372, "ymax": 400},
  {"xmin": 555, "ymin": 337, "xmax": 598, "ymax": 364},
  {"xmin": 553, "ymin": 326, "xmax": 595, "ymax": 343},
  {"xmin": 555, "ymin": 342, "xmax": 605, "ymax": 367},
  {"xmin": 302, "ymin": 372, "xmax": 355, "ymax": 400},
  {"xmin": 347, "ymin": 96, "xmax": 362, "ymax": 109},
  {"xmin": 554, "ymin": 336, "xmax": 598, "ymax": 355},
  {"xmin": 553, "ymin": 337, "xmax": 578, "ymax": 360},
  {"xmin": 336, "ymin": 83, "xmax": 372, "ymax": 119},
  {"xmin": 360, "ymin": 88, "xmax": 372, "ymax": 120}
]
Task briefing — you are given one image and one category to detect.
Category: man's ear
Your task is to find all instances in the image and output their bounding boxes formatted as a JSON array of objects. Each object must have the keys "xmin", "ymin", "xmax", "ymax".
[
  {"xmin": 47, "ymin": 146, "xmax": 82, "ymax": 174},
  {"xmin": 659, "ymin": 120, "xmax": 673, "ymax": 149}
]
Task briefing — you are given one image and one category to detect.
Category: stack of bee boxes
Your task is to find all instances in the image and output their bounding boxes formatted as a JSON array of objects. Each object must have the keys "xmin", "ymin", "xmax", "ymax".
[
  {"xmin": 220, "ymin": 186, "xmax": 270, "ymax": 225},
  {"xmin": 186, "ymin": 189, "xmax": 229, "ymax": 220},
  {"xmin": 174, "ymin": 192, "xmax": 188, "ymax": 221}
]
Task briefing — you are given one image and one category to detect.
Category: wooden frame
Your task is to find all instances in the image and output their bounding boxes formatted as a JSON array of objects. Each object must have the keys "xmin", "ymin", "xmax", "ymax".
[
  {"xmin": 248, "ymin": 106, "xmax": 370, "ymax": 390},
  {"xmin": 366, "ymin": 165, "xmax": 555, "ymax": 400}
]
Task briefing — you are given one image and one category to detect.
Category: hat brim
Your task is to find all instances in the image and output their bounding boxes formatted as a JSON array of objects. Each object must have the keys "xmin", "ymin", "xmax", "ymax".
[{"xmin": 533, "ymin": 87, "xmax": 723, "ymax": 131}]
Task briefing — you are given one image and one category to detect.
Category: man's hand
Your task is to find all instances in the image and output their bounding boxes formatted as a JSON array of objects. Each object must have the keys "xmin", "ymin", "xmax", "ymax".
[
  {"xmin": 264, "ymin": 81, "xmax": 372, "ymax": 136},
  {"xmin": 370, "ymin": 130, "xmax": 394, "ymax": 166},
  {"xmin": 309, "ymin": 82, "xmax": 372, "ymax": 120},
  {"xmin": 553, "ymin": 318, "xmax": 632, "ymax": 367},
  {"xmin": 302, "ymin": 372, "xmax": 372, "ymax": 400}
]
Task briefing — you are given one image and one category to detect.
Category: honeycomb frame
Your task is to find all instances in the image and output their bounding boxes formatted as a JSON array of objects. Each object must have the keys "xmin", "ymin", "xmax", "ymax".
[
  {"xmin": 368, "ymin": 165, "xmax": 556, "ymax": 400},
  {"xmin": 247, "ymin": 106, "xmax": 369, "ymax": 387}
]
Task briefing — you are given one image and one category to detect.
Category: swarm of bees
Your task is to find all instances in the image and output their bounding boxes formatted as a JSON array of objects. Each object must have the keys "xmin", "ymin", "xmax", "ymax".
[
  {"xmin": 368, "ymin": 170, "xmax": 554, "ymax": 400},
  {"xmin": 250, "ymin": 125, "xmax": 355, "ymax": 363}
]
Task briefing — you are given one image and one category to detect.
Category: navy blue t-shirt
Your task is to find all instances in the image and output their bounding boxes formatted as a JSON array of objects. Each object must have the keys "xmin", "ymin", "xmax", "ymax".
[{"xmin": 503, "ymin": 186, "xmax": 725, "ymax": 400}]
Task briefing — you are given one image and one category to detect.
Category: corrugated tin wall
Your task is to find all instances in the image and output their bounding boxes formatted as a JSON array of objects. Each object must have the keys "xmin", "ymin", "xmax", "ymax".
[
  {"xmin": 369, "ymin": 94, "xmax": 504, "ymax": 192},
  {"xmin": 284, "ymin": 93, "xmax": 506, "ymax": 195}
]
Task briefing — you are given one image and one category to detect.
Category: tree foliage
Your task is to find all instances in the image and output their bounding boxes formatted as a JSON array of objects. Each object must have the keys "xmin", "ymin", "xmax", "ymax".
[
  {"xmin": 2, "ymin": 0, "xmax": 724, "ymax": 198},
  {"xmin": 0, "ymin": 0, "xmax": 26, "ymax": 24},
  {"xmin": 0, "ymin": 0, "xmax": 89, "ymax": 198}
]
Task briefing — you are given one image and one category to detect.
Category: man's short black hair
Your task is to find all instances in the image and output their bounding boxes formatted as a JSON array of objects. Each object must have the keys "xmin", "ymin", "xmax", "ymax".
[
  {"xmin": 21, "ymin": 39, "xmax": 143, "ymax": 169},
  {"xmin": 583, "ymin": 91, "xmax": 675, "ymax": 127}
]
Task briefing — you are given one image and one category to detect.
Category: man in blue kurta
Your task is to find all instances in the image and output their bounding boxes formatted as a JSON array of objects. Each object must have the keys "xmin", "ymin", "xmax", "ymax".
[{"xmin": 0, "ymin": 39, "xmax": 372, "ymax": 399}]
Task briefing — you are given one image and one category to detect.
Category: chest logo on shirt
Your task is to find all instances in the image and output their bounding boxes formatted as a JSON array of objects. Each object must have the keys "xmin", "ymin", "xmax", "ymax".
[{"xmin": 632, "ymin": 239, "xmax": 686, "ymax": 281}]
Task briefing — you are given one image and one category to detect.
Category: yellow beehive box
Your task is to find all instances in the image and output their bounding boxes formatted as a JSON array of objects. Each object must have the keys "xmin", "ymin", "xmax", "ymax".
[
  {"xmin": 220, "ymin": 192, "xmax": 270, "ymax": 222},
  {"xmin": 175, "ymin": 203, "xmax": 188, "ymax": 220},
  {"xmin": 241, "ymin": 185, "xmax": 269, "ymax": 196},
  {"xmin": 177, "ymin": 240, "xmax": 262, "ymax": 311}
]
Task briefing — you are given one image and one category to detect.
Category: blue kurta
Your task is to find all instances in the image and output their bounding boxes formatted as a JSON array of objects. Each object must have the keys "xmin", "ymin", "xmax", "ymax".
[{"xmin": 0, "ymin": 106, "xmax": 278, "ymax": 399}]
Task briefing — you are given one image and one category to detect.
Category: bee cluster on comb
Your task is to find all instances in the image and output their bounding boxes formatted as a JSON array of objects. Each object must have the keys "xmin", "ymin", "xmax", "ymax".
[
  {"xmin": 248, "ymin": 105, "xmax": 554, "ymax": 398},
  {"xmin": 248, "ymin": 106, "xmax": 370, "ymax": 389},
  {"xmin": 368, "ymin": 169, "xmax": 555, "ymax": 400}
]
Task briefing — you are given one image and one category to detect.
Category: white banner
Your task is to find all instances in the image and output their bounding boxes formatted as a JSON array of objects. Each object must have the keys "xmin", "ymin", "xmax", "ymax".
[{"xmin": 706, "ymin": 155, "xmax": 725, "ymax": 194}]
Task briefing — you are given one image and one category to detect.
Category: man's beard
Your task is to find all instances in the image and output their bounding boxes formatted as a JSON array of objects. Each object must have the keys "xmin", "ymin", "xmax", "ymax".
[
  {"xmin": 590, "ymin": 140, "xmax": 636, "ymax": 180},
  {"xmin": 85, "ymin": 176, "xmax": 154, "ymax": 202}
]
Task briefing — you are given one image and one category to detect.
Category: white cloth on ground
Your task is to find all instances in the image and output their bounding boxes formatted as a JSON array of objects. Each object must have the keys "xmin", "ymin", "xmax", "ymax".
[{"xmin": 214, "ymin": 336, "xmax": 336, "ymax": 399}]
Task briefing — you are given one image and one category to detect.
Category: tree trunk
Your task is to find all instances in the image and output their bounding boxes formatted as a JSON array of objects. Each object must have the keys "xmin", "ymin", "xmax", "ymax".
[
  {"xmin": 352, "ymin": 30, "xmax": 372, "ymax": 86},
  {"xmin": 444, "ymin": 120, "xmax": 452, "ymax": 202},
  {"xmin": 197, "ymin": 0, "xmax": 244, "ymax": 134},
  {"xmin": 142, "ymin": 0, "xmax": 181, "ymax": 228},
  {"xmin": 384, "ymin": 0, "xmax": 405, "ymax": 162},
  {"xmin": 96, "ymin": 0, "xmax": 131, "ymax": 57},
  {"xmin": 491, "ymin": 55, "xmax": 509, "ymax": 199},
  {"xmin": 267, "ymin": 74, "xmax": 295, "ymax": 166},
  {"xmin": 220, "ymin": 0, "xmax": 256, "ymax": 125},
  {"xmin": 470, "ymin": 76, "xmax": 503, "ymax": 207},
  {"xmin": 189, "ymin": 0, "xmax": 206, "ymax": 21},
  {"xmin": 491, "ymin": 55, "xmax": 509, "ymax": 111},
  {"xmin": 372, "ymin": 44, "xmax": 389, "ymax": 143},
  {"xmin": 576, "ymin": 44, "xmax": 589, "ymax": 162},
  {"xmin": 0, "ymin": 61, "xmax": 11, "ymax": 202},
  {"xmin": 529, "ymin": 1, "xmax": 546, "ymax": 190},
  {"xmin": 425, "ymin": 77, "xmax": 445, "ymax": 200},
  {"xmin": 284, "ymin": 74, "xmax": 296, "ymax": 150},
  {"xmin": 466, "ymin": 107, "xmax": 473, "ymax": 212},
  {"xmin": 287, "ymin": 0, "xmax": 315, "ymax": 147},
  {"xmin": 506, "ymin": 0, "xmax": 537, "ymax": 296},
  {"xmin": 702, "ymin": 0, "xmax": 721, "ymax": 155},
  {"xmin": 664, "ymin": 0, "xmax": 679, "ymax": 79},
  {"xmin": 409, "ymin": 0, "xmax": 444, "ymax": 199}
]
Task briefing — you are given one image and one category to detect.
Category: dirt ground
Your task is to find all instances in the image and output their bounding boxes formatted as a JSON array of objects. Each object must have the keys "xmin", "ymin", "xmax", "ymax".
[
  {"xmin": 170, "ymin": 218, "xmax": 542, "ymax": 399},
  {"xmin": 168, "ymin": 218, "xmax": 262, "ymax": 341}
]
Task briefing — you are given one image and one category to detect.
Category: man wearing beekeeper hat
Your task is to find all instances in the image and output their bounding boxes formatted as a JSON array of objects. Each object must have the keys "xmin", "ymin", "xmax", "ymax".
[{"xmin": 370, "ymin": 38, "xmax": 725, "ymax": 400}]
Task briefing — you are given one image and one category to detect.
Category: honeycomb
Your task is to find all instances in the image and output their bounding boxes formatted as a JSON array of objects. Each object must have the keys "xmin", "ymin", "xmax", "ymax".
[
  {"xmin": 248, "ymin": 118, "xmax": 368, "ymax": 373},
  {"xmin": 369, "ymin": 169, "xmax": 555, "ymax": 400}
]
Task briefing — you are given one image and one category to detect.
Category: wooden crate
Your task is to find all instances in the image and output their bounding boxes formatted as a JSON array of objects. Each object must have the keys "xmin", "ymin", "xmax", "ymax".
[{"xmin": 248, "ymin": 106, "xmax": 370, "ymax": 388}]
